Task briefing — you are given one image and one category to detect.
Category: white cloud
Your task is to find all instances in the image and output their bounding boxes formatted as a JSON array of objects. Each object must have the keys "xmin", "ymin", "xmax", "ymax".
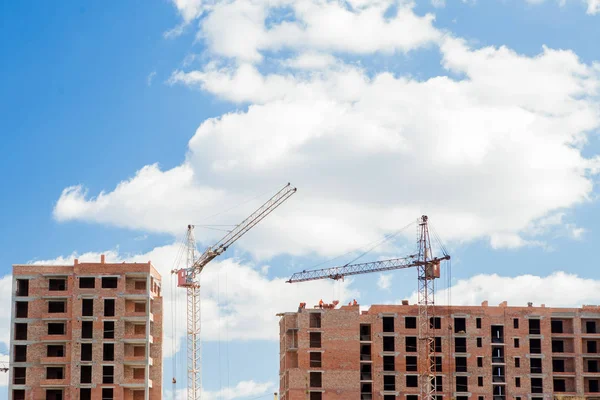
[
  {"xmin": 4, "ymin": 247, "xmax": 357, "ymax": 357},
  {"xmin": 424, "ymin": 272, "xmax": 600, "ymax": 307},
  {"xmin": 524, "ymin": 0, "xmax": 600, "ymax": 14},
  {"xmin": 197, "ymin": 0, "xmax": 440, "ymax": 62},
  {"xmin": 57, "ymin": 37, "xmax": 600, "ymax": 255},
  {"xmin": 147, "ymin": 71, "xmax": 157, "ymax": 86},
  {"xmin": 377, "ymin": 273, "xmax": 392, "ymax": 290}
]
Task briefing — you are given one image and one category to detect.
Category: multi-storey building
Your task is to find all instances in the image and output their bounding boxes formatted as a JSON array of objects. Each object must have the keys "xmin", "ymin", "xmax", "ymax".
[
  {"xmin": 279, "ymin": 301, "xmax": 600, "ymax": 400},
  {"xmin": 9, "ymin": 255, "xmax": 163, "ymax": 400}
]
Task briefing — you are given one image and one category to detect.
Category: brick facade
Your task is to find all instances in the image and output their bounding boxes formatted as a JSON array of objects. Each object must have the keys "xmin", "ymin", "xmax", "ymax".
[
  {"xmin": 9, "ymin": 256, "xmax": 162, "ymax": 400},
  {"xmin": 279, "ymin": 302, "xmax": 600, "ymax": 400}
]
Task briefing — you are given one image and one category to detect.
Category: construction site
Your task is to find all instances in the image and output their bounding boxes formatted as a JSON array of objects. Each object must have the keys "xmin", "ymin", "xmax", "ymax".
[{"xmin": 7, "ymin": 184, "xmax": 600, "ymax": 400}]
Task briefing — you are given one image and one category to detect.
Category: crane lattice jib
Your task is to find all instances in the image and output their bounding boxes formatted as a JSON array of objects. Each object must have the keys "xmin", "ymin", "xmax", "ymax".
[
  {"xmin": 182, "ymin": 183, "xmax": 297, "ymax": 283},
  {"xmin": 287, "ymin": 255, "xmax": 450, "ymax": 283}
]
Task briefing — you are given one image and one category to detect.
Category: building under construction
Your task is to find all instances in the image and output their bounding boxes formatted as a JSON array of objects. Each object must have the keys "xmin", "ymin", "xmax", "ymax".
[
  {"xmin": 279, "ymin": 301, "xmax": 600, "ymax": 400},
  {"xmin": 9, "ymin": 256, "xmax": 162, "ymax": 400}
]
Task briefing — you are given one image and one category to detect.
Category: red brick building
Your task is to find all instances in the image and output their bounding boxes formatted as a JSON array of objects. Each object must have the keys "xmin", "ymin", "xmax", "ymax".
[
  {"xmin": 279, "ymin": 301, "xmax": 600, "ymax": 400},
  {"xmin": 9, "ymin": 255, "xmax": 163, "ymax": 400}
]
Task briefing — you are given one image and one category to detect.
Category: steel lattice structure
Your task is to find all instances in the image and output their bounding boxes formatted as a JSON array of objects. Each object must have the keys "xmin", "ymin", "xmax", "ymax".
[
  {"xmin": 173, "ymin": 183, "xmax": 297, "ymax": 400},
  {"xmin": 287, "ymin": 215, "xmax": 449, "ymax": 400}
]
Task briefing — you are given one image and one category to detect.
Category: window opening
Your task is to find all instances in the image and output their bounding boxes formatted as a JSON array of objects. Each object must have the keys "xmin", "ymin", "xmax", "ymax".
[
  {"xmin": 16, "ymin": 280, "xmax": 29, "ymax": 297},
  {"xmin": 46, "ymin": 367, "xmax": 64, "ymax": 380},
  {"xmin": 405, "ymin": 316, "xmax": 416, "ymax": 329},
  {"xmin": 13, "ymin": 367, "xmax": 26, "ymax": 384},
  {"xmin": 529, "ymin": 318, "xmax": 541, "ymax": 334},
  {"xmin": 102, "ymin": 277, "xmax": 118, "ymax": 288},
  {"xmin": 48, "ymin": 323, "xmax": 65, "ymax": 335},
  {"xmin": 383, "ymin": 336, "xmax": 395, "ymax": 352},
  {"xmin": 103, "ymin": 365, "xmax": 114, "ymax": 384},
  {"xmin": 82, "ymin": 299, "xmax": 93, "ymax": 316},
  {"xmin": 15, "ymin": 323, "xmax": 27, "ymax": 340},
  {"xmin": 80, "ymin": 365, "xmax": 92, "ymax": 383},
  {"xmin": 310, "ymin": 352, "xmax": 322, "ymax": 368},
  {"xmin": 454, "ymin": 317, "xmax": 466, "ymax": 333},
  {"xmin": 383, "ymin": 316, "xmax": 394, "ymax": 332},
  {"xmin": 309, "ymin": 313, "xmax": 322, "ymax": 328},
  {"xmin": 14, "ymin": 345, "xmax": 27, "ymax": 362},
  {"xmin": 103, "ymin": 343, "xmax": 115, "ymax": 361},
  {"xmin": 16, "ymin": 302, "xmax": 28, "ymax": 318},
  {"xmin": 104, "ymin": 299, "xmax": 115, "ymax": 317},
  {"xmin": 360, "ymin": 324, "xmax": 371, "ymax": 341},
  {"xmin": 82, "ymin": 320, "xmax": 93, "ymax": 339},
  {"xmin": 79, "ymin": 277, "xmax": 95, "ymax": 288},
  {"xmin": 309, "ymin": 332, "xmax": 321, "ymax": 348},
  {"xmin": 383, "ymin": 355, "xmax": 395, "ymax": 372},
  {"xmin": 48, "ymin": 301, "xmax": 65, "ymax": 314},
  {"xmin": 406, "ymin": 336, "xmax": 417, "ymax": 352},
  {"xmin": 104, "ymin": 321, "xmax": 115, "ymax": 339},
  {"xmin": 81, "ymin": 343, "xmax": 92, "ymax": 361},
  {"xmin": 383, "ymin": 375, "xmax": 396, "ymax": 391},
  {"xmin": 406, "ymin": 356, "xmax": 417, "ymax": 371},
  {"xmin": 48, "ymin": 279, "xmax": 66, "ymax": 291}
]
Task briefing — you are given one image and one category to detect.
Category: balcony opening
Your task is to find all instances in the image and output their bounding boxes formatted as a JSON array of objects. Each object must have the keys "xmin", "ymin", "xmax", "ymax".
[
  {"xmin": 405, "ymin": 316, "xmax": 416, "ymax": 329},
  {"xmin": 551, "ymin": 320, "xmax": 563, "ymax": 333},
  {"xmin": 430, "ymin": 316, "xmax": 441, "ymax": 329},
  {"xmin": 104, "ymin": 299, "xmax": 115, "ymax": 317},
  {"xmin": 530, "ymin": 357, "xmax": 543, "ymax": 374},
  {"xmin": 133, "ymin": 345, "xmax": 145, "ymax": 357},
  {"xmin": 48, "ymin": 322, "xmax": 65, "ymax": 335},
  {"xmin": 530, "ymin": 338, "xmax": 542, "ymax": 354},
  {"xmin": 80, "ymin": 365, "xmax": 92, "ymax": 383},
  {"xmin": 553, "ymin": 340, "xmax": 565, "ymax": 353},
  {"xmin": 46, "ymin": 366, "xmax": 64, "ymax": 380},
  {"xmin": 456, "ymin": 376, "xmax": 468, "ymax": 392},
  {"xmin": 80, "ymin": 389, "xmax": 91, "ymax": 400},
  {"xmin": 46, "ymin": 344, "xmax": 64, "ymax": 358},
  {"xmin": 48, "ymin": 301, "xmax": 66, "ymax": 314},
  {"xmin": 406, "ymin": 375, "xmax": 418, "ymax": 387},
  {"xmin": 309, "ymin": 313, "xmax": 322, "ymax": 329},
  {"xmin": 310, "ymin": 352, "xmax": 322, "ymax": 368},
  {"xmin": 310, "ymin": 332, "xmax": 321, "ymax": 348},
  {"xmin": 13, "ymin": 367, "xmax": 26, "ymax": 384},
  {"xmin": 455, "ymin": 337, "xmax": 467, "ymax": 353},
  {"xmin": 361, "ymin": 382, "xmax": 373, "ymax": 399},
  {"xmin": 15, "ymin": 302, "xmax": 29, "ymax": 319},
  {"xmin": 383, "ymin": 375, "xmax": 395, "ymax": 391},
  {"xmin": 455, "ymin": 356, "xmax": 467, "ymax": 372},
  {"xmin": 309, "ymin": 371, "xmax": 322, "ymax": 387},
  {"xmin": 554, "ymin": 378, "xmax": 566, "ymax": 392},
  {"xmin": 134, "ymin": 280, "xmax": 146, "ymax": 290},
  {"xmin": 104, "ymin": 321, "xmax": 115, "ymax": 339},
  {"xmin": 45, "ymin": 389, "xmax": 63, "ymax": 400},
  {"xmin": 360, "ymin": 343, "xmax": 371, "ymax": 361},
  {"xmin": 454, "ymin": 317, "xmax": 466, "ymax": 333},
  {"xmin": 531, "ymin": 377, "xmax": 543, "ymax": 393},
  {"xmin": 48, "ymin": 279, "xmax": 66, "ymax": 291},
  {"xmin": 81, "ymin": 343, "xmax": 92, "ymax": 361},
  {"xmin": 103, "ymin": 365, "xmax": 114, "ymax": 383},
  {"xmin": 382, "ymin": 355, "xmax": 394, "ymax": 372},
  {"xmin": 383, "ymin": 316, "xmax": 394, "ymax": 333},
  {"xmin": 406, "ymin": 336, "xmax": 417, "ymax": 352},
  {"xmin": 514, "ymin": 318, "xmax": 519, "ymax": 329},
  {"xmin": 590, "ymin": 360, "xmax": 599, "ymax": 373},
  {"xmin": 383, "ymin": 336, "xmax": 395, "ymax": 352},
  {"xmin": 14, "ymin": 345, "xmax": 26, "ymax": 362},
  {"xmin": 588, "ymin": 321, "xmax": 598, "ymax": 334},
  {"xmin": 589, "ymin": 340, "xmax": 598, "ymax": 354},
  {"xmin": 360, "ymin": 324, "xmax": 371, "ymax": 341},
  {"xmin": 13, "ymin": 390, "xmax": 25, "ymax": 400},
  {"xmin": 82, "ymin": 320, "xmax": 93, "ymax": 339},
  {"xmin": 406, "ymin": 355, "xmax": 417, "ymax": 372},
  {"xmin": 16, "ymin": 279, "xmax": 29, "ymax": 297},
  {"xmin": 104, "ymin": 343, "xmax": 115, "ymax": 361},
  {"xmin": 553, "ymin": 359, "xmax": 565, "ymax": 372},
  {"xmin": 134, "ymin": 302, "xmax": 146, "ymax": 313},
  {"xmin": 310, "ymin": 393, "xmax": 323, "ymax": 400},
  {"xmin": 493, "ymin": 366, "xmax": 505, "ymax": 383},
  {"xmin": 79, "ymin": 277, "xmax": 95, "ymax": 288},
  {"xmin": 492, "ymin": 346, "xmax": 504, "ymax": 363},
  {"xmin": 102, "ymin": 277, "xmax": 118, "ymax": 289},
  {"xmin": 82, "ymin": 299, "xmax": 93, "ymax": 316},
  {"xmin": 529, "ymin": 318, "xmax": 541, "ymax": 335},
  {"xmin": 102, "ymin": 388, "xmax": 114, "ymax": 400},
  {"xmin": 476, "ymin": 317, "xmax": 482, "ymax": 329},
  {"xmin": 491, "ymin": 326, "xmax": 504, "ymax": 343},
  {"xmin": 15, "ymin": 323, "xmax": 27, "ymax": 340}
]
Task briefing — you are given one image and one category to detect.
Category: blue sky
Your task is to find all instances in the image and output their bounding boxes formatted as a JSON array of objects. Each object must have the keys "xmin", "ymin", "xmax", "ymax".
[{"xmin": 1, "ymin": 0, "xmax": 600, "ymax": 399}]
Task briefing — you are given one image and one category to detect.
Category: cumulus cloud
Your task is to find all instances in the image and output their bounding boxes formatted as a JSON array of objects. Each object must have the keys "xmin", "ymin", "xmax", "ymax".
[
  {"xmin": 377, "ymin": 273, "xmax": 392, "ymax": 290},
  {"xmin": 57, "ymin": 35, "xmax": 600, "ymax": 255},
  {"xmin": 2, "ymin": 247, "xmax": 357, "ymax": 357},
  {"xmin": 420, "ymin": 272, "xmax": 600, "ymax": 307},
  {"xmin": 525, "ymin": 0, "xmax": 600, "ymax": 14}
]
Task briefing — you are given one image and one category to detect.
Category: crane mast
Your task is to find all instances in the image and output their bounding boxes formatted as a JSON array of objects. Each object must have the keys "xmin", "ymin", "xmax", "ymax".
[
  {"xmin": 287, "ymin": 215, "xmax": 449, "ymax": 400},
  {"xmin": 174, "ymin": 183, "xmax": 297, "ymax": 400}
]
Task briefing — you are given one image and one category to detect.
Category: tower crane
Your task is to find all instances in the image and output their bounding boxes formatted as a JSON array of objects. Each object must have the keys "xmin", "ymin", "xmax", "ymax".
[
  {"xmin": 287, "ymin": 215, "xmax": 449, "ymax": 400},
  {"xmin": 173, "ymin": 183, "xmax": 297, "ymax": 400}
]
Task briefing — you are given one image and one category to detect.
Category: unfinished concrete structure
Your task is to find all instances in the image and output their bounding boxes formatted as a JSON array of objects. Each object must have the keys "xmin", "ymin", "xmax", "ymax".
[
  {"xmin": 280, "ymin": 301, "xmax": 600, "ymax": 400},
  {"xmin": 9, "ymin": 255, "xmax": 162, "ymax": 400}
]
